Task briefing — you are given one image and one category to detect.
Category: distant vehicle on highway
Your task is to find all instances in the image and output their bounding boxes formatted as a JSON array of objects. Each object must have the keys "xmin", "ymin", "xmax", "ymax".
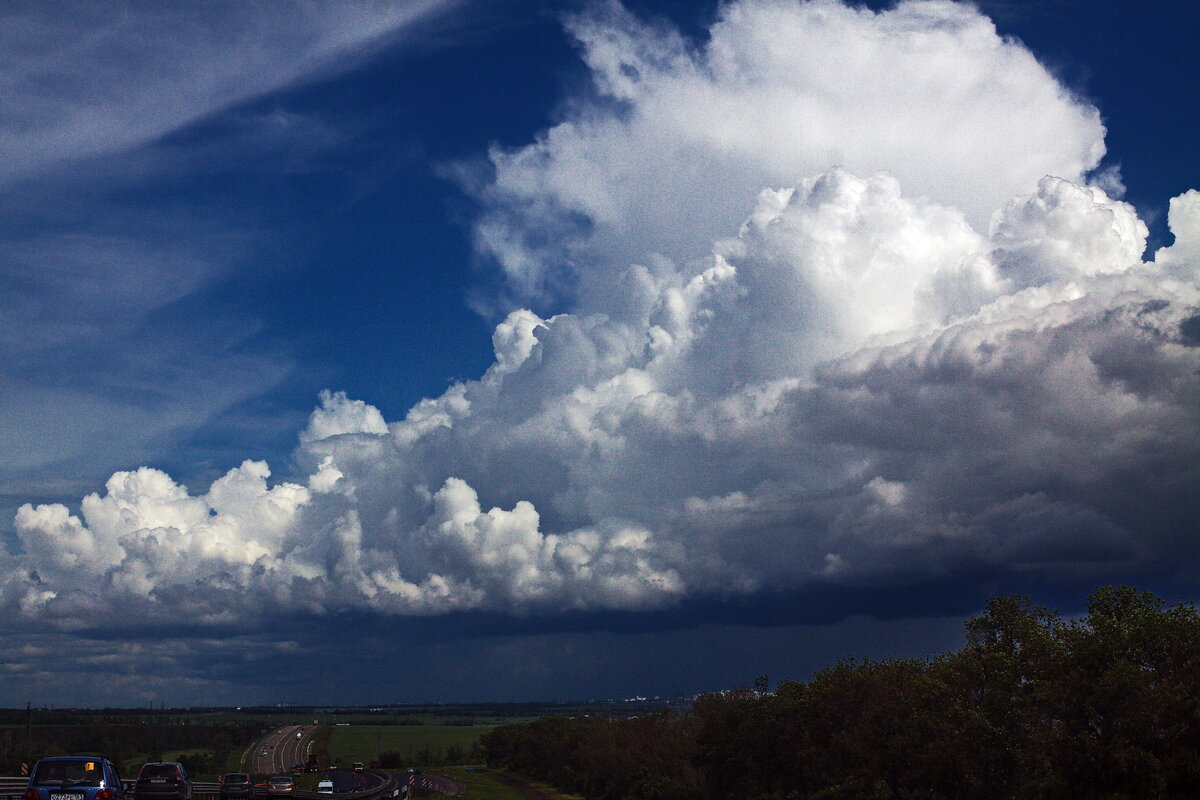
[
  {"xmin": 316, "ymin": 781, "xmax": 333, "ymax": 795},
  {"xmin": 24, "ymin": 756, "xmax": 126, "ymax": 800},
  {"xmin": 218, "ymin": 774, "xmax": 253, "ymax": 800},
  {"xmin": 351, "ymin": 764, "xmax": 363, "ymax": 774},
  {"xmin": 263, "ymin": 777, "xmax": 294, "ymax": 797},
  {"xmin": 134, "ymin": 763, "xmax": 193, "ymax": 800}
]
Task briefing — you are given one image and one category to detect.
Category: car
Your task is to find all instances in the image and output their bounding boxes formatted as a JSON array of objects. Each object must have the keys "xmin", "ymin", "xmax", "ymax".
[
  {"xmin": 316, "ymin": 781, "xmax": 333, "ymax": 795},
  {"xmin": 264, "ymin": 777, "xmax": 294, "ymax": 797},
  {"xmin": 134, "ymin": 763, "xmax": 193, "ymax": 800},
  {"xmin": 218, "ymin": 774, "xmax": 253, "ymax": 800},
  {"xmin": 24, "ymin": 756, "xmax": 126, "ymax": 800},
  {"xmin": 351, "ymin": 764, "xmax": 363, "ymax": 774}
]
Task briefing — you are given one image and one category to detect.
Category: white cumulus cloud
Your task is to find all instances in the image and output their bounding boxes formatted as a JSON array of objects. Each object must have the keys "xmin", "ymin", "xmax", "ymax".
[{"xmin": 470, "ymin": 0, "xmax": 1105, "ymax": 306}]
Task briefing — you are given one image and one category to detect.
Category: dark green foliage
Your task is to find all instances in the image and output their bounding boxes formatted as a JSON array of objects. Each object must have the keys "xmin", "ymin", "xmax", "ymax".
[
  {"xmin": 0, "ymin": 721, "xmax": 259, "ymax": 777},
  {"xmin": 482, "ymin": 586, "xmax": 1200, "ymax": 800},
  {"xmin": 483, "ymin": 712, "xmax": 700, "ymax": 800}
]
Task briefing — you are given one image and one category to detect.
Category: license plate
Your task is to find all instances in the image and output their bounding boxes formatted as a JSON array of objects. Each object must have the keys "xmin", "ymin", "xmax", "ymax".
[
  {"xmin": 151, "ymin": 780, "xmax": 167, "ymax": 784},
  {"xmin": 51, "ymin": 794, "xmax": 82, "ymax": 800}
]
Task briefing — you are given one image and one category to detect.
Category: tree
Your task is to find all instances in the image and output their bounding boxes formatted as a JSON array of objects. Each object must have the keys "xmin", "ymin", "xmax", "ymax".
[{"xmin": 1046, "ymin": 586, "xmax": 1200, "ymax": 799}]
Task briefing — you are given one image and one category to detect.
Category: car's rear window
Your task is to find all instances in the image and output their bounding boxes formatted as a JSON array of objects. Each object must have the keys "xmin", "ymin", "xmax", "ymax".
[
  {"xmin": 32, "ymin": 761, "xmax": 103, "ymax": 787},
  {"xmin": 224, "ymin": 775, "xmax": 250, "ymax": 783},
  {"xmin": 139, "ymin": 765, "xmax": 181, "ymax": 780},
  {"xmin": 268, "ymin": 778, "xmax": 291, "ymax": 785}
]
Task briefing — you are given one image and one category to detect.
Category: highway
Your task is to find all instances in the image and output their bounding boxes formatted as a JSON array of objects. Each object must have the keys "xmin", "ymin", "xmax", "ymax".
[
  {"xmin": 0, "ymin": 727, "xmax": 466, "ymax": 799},
  {"xmin": 250, "ymin": 725, "xmax": 317, "ymax": 775}
]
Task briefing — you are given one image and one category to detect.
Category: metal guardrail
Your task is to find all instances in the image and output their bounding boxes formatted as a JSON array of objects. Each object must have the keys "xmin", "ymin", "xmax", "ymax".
[
  {"xmin": 0, "ymin": 773, "xmax": 401, "ymax": 800},
  {"xmin": 0, "ymin": 777, "xmax": 24, "ymax": 800},
  {"xmin": 0, "ymin": 782, "xmax": 222, "ymax": 797},
  {"xmin": 400, "ymin": 774, "xmax": 461, "ymax": 798},
  {"xmin": 337, "ymin": 770, "xmax": 395, "ymax": 800}
]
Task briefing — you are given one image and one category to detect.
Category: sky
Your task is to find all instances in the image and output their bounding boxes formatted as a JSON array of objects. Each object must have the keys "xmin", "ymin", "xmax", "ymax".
[{"xmin": 1, "ymin": 0, "xmax": 1197, "ymax": 706}]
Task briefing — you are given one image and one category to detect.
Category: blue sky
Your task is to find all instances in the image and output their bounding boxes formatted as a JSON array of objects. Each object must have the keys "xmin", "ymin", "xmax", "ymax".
[{"xmin": 1, "ymin": 0, "xmax": 1198, "ymax": 705}]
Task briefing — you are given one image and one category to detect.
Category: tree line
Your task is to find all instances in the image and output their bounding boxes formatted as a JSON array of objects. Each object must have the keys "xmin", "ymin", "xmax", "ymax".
[
  {"xmin": 0, "ymin": 721, "xmax": 260, "ymax": 778},
  {"xmin": 481, "ymin": 586, "xmax": 1200, "ymax": 800},
  {"xmin": 376, "ymin": 741, "xmax": 485, "ymax": 770}
]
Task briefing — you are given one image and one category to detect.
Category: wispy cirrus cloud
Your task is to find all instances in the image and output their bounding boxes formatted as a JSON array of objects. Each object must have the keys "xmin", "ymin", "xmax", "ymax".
[
  {"xmin": 0, "ymin": 0, "xmax": 464, "ymax": 510},
  {"xmin": 0, "ymin": 0, "xmax": 461, "ymax": 183}
]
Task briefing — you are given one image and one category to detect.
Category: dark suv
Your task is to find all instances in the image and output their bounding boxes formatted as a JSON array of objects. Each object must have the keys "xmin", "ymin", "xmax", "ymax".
[
  {"xmin": 218, "ymin": 775, "xmax": 253, "ymax": 800},
  {"xmin": 134, "ymin": 763, "xmax": 193, "ymax": 800},
  {"xmin": 25, "ymin": 756, "xmax": 126, "ymax": 800}
]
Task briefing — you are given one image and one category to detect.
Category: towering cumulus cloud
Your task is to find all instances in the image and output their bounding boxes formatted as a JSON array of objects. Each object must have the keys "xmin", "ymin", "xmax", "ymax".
[
  {"xmin": 5, "ymin": 0, "xmax": 1199, "ymax": 632},
  {"xmin": 474, "ymin": 0, "xmax": 1105, "ymax": 304}
]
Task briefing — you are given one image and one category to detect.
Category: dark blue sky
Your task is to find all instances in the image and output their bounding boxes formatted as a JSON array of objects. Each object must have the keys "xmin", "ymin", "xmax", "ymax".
[{"xmin": 1, "ymin": 0, "xmax": 1198, "ymax": 705}]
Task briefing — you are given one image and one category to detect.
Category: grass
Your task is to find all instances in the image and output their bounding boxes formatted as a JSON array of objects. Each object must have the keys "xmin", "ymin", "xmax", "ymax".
[
  {"xmin": 326, "ymin": 725, "xmax": 495, "ymax": 767},
  {"xmin": 434, "ymin": 767, "xmax": 584, "ymax": 800}
]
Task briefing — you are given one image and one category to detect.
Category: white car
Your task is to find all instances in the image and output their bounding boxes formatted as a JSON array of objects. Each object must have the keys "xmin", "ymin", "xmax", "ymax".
[{"xmin": 317, "ymin": 781, "xmax": 333, "ymax": 795}]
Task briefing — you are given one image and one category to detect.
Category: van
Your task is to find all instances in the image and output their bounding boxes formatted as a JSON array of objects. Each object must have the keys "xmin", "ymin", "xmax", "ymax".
[{"xmin": 316, "ymin": 781, "xmax": 333, "ymax": 795}]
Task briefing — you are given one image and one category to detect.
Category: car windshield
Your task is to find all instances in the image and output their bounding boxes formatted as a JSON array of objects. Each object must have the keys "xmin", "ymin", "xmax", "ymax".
[
  {"xmin": 139, "ymin": 765, "xmax": 180, "ymax": 780},
  {"xmin": 33, "ymin": 761, "xmax": 103, "ymax": 787}
]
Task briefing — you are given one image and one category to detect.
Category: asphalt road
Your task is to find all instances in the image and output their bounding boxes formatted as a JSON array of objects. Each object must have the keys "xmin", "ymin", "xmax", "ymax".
[
  {"xmin": 324, "ymin": 769, "xmax": 383, "ymax": 794},
  {"xmin": 250, "ymin": 725, "xmax": 317, "ymax": 775}
]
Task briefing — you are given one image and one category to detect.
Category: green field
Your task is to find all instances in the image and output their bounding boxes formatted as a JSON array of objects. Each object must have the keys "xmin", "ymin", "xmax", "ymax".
[
  {"xmin": 326, "ymin": 725, "xmax": 495, "ymax": 767},
  {"xmin": 190, "ymin": 712, "xmax": 531, "ymax": 727},
  {"xmin": 436, "ymin": 767, "xmax": 582, "ymax": 800}
]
